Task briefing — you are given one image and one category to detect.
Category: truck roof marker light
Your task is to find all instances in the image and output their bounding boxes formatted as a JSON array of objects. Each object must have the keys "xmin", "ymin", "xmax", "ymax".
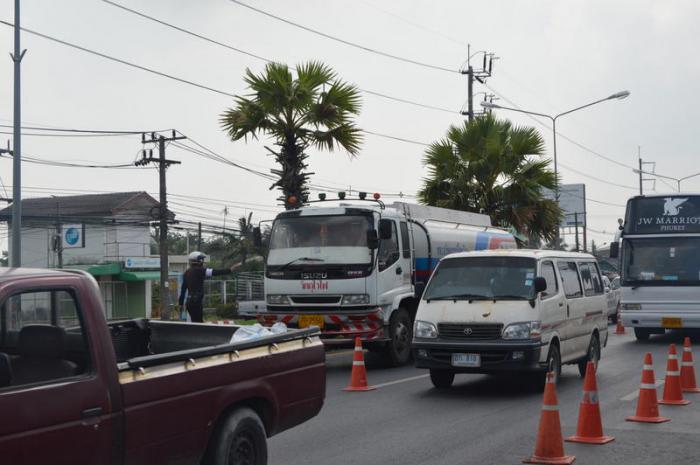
[
  {"xmin": 338, "ymin": 191, "xmax": 346, "ymax": 200},
  {"xmin": 359, "ymin": 192, "xmax": 367, "ymax": 200},
  {"xmin": 373, "ymin": 193, "xmax": 381, "ymax": 200},
  {"xmin": 318, "ymin": 193, "xmax": 327, "ymax": 201}
]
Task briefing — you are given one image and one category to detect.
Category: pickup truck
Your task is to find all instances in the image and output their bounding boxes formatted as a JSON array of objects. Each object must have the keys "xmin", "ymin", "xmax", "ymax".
[{"xmin": 0, "ymin": 268, "xmax": 325, "ymax": 465}]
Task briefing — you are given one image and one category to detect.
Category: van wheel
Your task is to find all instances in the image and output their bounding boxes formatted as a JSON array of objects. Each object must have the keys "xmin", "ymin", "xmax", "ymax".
[
  {"xmin": 382, "ymin": 309, "xmax": 412, "ymax": 367},
  {"xmin": 578, "ymin": 334, "xmax": 600, "ymax": 377},
  {"xmin": 545, "ymin": 344, "xmax": 562, "ymax": 384},
  {"xmin": 430, "ymin": 369, "xmax": 455, "ymax": 388},
  {"xmin": 209, "ymin": 407, "xmax": 267, "ymax": 465},
  {"xmin": 634, "ymin": 328, "xmax": 651, "ymax": 341}
]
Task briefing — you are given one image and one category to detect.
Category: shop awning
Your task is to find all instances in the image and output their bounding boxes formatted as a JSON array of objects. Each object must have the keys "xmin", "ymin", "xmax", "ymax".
[
  {"xmin": 118, "ymin": 271, "xmax": 161, "ymax": 282},
  {"xmin": 83, "ymin": 263, "xmax": 122, "ymax": 276}
]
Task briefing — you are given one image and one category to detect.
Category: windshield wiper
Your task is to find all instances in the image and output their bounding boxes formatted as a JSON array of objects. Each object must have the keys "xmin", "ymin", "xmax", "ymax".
[
  {"xmin": 428, "ymin": 293, "xmax": 490, "ymax": 302},
  {"xmin": 491, "ymin": 295, "xmax": 529, "ymax": 301},
  {"xmin": 278, "ymin": 257, "xmax": 325, "ymax": 271}
]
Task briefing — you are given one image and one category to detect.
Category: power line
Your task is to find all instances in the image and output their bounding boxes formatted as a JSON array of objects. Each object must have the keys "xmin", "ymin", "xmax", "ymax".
[
  {"xmin": 558, "ymin": 161, "xmax": 637, "ymax": 191},
  {"xmin": 0, "ymin": 123, "xmax": 154, "ymax": 134},
  {"xmin": 228, "ymin": 0, "xmax": 459, "ymax": 74},
  {"xmin": 0, "ymin": 150, "xmax": 140, "ymax": 169}
]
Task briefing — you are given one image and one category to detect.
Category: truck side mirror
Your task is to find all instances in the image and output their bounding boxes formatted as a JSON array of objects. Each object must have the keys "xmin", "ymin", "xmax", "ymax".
[
  {"xmin": 253, "ymin": 227, "xmax": 262, "ymax": 247},
  {"xmin": 367, "ymin": 230, "xmax": 379, "ymax": 249},
  {"xmin": 609, "ymin": 242, "xmax": 619, "ymax": 258},
  {"xmin": 379, "ymin": 220, "xmax": 393, "ymax": 240},
  {"xmin": 533, "ymin": 277, "xmax": 547, "ymax": 294}
]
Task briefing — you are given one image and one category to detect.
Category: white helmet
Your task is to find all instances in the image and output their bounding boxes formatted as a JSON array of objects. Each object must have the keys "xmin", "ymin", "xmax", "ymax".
[{"xmin": 188, "ymin": 251, "xmax": 206, "ymax": 264}]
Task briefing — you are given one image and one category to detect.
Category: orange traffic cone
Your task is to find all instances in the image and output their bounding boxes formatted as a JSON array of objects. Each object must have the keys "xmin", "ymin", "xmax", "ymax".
[
  {"xmin": 614, "ymin": 310, "xmax": 625, "ymax": 335},
  {"xmin": 680, "ymin": 337, "xmax": 700, "ymax": 393},
  {"xmin": 523, "ymin": 373, "xmax": 575, "ymax": 465},
  {"xmin": 343, "ymin": 337, "xmax": 376, "ymax": 392},
  {"xmin": 566, "ymin": 362, "xmax": 614, "ymax": 444},
  {"xmin": 659, "ymin": 344, "xmax": 691, "ymax": 405},
  {"xmin": 626, "ymin": 353, "xmax": 670, "ymax": 423}
]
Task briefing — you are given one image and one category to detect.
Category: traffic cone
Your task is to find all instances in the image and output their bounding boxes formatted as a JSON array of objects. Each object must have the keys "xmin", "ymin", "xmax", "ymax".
[
  {"xmin": 659, "ymin": 344, "xmax": 691, "ymax": 405},
  {"xmin": 626, "ymin": 353, "xmax": 670, "ymax": 423},
  {"xmin": 614, "ymin": 310, "xmax": 625, "ymax": 335},
  {"xmin": 523, "ymin": 373, "xmax": 575, "ymax": 465},
  {"xmin": 680, "ymin": 337, "xmax": 700, "ymax": 393},
  {"xmin": 343, "ymin": 337, "xmax": 376, "ymax": 392},
  {"xmin": 566, "ymin": 362, "xmax": 614, "ymax": 444}
]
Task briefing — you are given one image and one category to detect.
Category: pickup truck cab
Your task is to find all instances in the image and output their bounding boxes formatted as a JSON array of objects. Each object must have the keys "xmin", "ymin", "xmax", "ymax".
[
  {"xmin": 412, "ymin": 250, "xmax": 608, "ymax": 388},
  {"xmin": 0, "ymin": 268, "xmax": 325, "ymax": 465}
]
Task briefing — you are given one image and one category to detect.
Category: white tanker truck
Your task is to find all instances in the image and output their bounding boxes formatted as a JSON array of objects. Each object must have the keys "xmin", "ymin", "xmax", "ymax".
[{"xmin": 256, "ymin": 195, "xmax": 517, "ymax": 365}]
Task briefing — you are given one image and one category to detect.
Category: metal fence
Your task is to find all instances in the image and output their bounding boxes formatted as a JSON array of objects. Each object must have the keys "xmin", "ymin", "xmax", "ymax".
[{"xmin": 202, "ymin": 272, "xmax": 264, "ymax": 308}]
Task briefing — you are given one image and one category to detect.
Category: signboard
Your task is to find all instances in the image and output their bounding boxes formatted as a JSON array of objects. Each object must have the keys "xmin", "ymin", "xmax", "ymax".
[
  {"xmin": 625, "ymin": 196, "xmax": 700, "ymax": 234},
  {"xmin": 62, "ymin": 224, "xmax": 85, "ymax": 249},
  {"xmin": 124, "ymin": 257, "xmax": 161, "ymax": 269},
  {"xmin": 544, "ymin": 184, "xmax": 586, "ymax": 227}
]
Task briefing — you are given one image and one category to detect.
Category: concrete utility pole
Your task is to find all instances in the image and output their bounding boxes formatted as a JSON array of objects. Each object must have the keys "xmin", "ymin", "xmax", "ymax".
[
  {"xmin": 460, "ymin": 45, "xmax": 496, "ymax": 121},
  {"xmin": 11, "ymin": 0, "xmax": 27, "ymax": 267},
  {"xmin": 138, "ymin": 130, "xmax": 185, "ymax": 320},
  {"xmin": 637, "ymin": 147, "xmax": 656, "ymax": 195}
]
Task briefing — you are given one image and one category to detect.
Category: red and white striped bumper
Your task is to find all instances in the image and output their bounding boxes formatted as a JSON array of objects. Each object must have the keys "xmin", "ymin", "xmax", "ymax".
[{"xmin": 258, "ymin": 310, "xmax": 388, "ymax": 342}]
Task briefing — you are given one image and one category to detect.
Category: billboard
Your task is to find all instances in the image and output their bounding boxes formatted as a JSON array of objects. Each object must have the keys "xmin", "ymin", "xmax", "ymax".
[
  {"xmin": 624, "ymin": 195, "xmax": 700, "ymax": 234},
  {"xmin": 61, "ymin": 224, "xmax": 85, "ymax": 249},
  {"xmin": 544, "ymin": 184, "xmax": 586, "ymax": 227}
]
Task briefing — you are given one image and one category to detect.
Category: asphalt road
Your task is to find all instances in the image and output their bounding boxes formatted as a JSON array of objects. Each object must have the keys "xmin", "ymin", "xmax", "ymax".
[{"xmin": 269, "ymin": 326, "xmax": 700, "ymax": 465}]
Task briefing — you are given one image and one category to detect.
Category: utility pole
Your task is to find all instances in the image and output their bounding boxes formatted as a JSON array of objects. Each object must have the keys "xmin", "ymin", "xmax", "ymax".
[
  {"xmin": 198, "ymin": 222, "xmax": 202, "ymax": 250},
  {"xmin": 460, "ymin": 44, "xmax": 497, "ymax": 121},
  {"xmin": 137, "ymin": 130, "xmax": 185, "ymax": 320},
  {"xmin": 574, "ymin": 213, "xmax": 580, "ymax": 252},
  {"xmin": 11, "ymin": 0, "xmax": 27, "ymax": 267},
  {"xmin": 637, "ymin": 147, "xmax": 656, "ymax": 195}
]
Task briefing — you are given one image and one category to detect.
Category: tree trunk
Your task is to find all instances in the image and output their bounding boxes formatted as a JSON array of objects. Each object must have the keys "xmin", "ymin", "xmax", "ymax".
[{"xmin": 277, "ymin": 136, "xmax": 309, "ymax": 210}]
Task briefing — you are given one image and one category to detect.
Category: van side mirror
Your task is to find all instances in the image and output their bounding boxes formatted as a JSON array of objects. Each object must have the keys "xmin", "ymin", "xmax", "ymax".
[
  {"xmin": 534, "ymin": 277, "xmax": 547, "ymax": 294},
  {"xmin": 609, "ymin": 242, "xmax": 619, "ymax": 258},
  {"xmin": 379, "ymin": 220, "xmax": 393, "ymax": 240},
  {"xmin": 367, "ymin": 230, "xmax": 379, "ymax": 249},
  {"xmin": 253, "ymin": 227, "xmax": 262, "ymax": 247}
]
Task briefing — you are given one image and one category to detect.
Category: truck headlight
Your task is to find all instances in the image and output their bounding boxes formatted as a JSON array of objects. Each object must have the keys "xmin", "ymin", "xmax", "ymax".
[
  {"xmin": 502, "ymin": 321, "xmax": 541, "ymax": 340},
  {"xmin": 342, "ymin": 294, "xmax": 370, "ymax": 305},
  {"xmin": 266, "ymin": 294, "xmax": 290, "ymax": 305},
  {"xmin": 621, "ymin": 303, "xmax": 641, "ymax": 311},
  {"xmin": 414, "ymin": 320, "xmax": 438, "ymax": 339}
]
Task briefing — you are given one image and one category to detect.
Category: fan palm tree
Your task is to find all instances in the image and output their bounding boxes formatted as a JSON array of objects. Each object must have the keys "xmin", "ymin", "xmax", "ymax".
[
  {"xmin": 221, "ymin": 61, "xmax": 363, "ymax": 209},
  {"xmin": 418, "ymin": 113, "xmax": 562, "ymax": 241}
]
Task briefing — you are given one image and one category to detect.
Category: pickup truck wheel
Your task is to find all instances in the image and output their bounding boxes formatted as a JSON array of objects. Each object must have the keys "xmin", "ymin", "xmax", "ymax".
[
  {"xmin": 210, "ymin": 407, "xmax": 267, "ymax": 465},
  {"xmin": 430, "ymin": 369, "xmax": 455, "ymax": 388},
  {"xmin": 578, "ymin": 333, "xmax": 600, "ymax": 377},
  {"xmin": 383, "ymin": 309, "xmax": 412, "ymax": 367},
  {"xmin": 634, "ymin": 328, "xmax": 651, "ymax": 341}
]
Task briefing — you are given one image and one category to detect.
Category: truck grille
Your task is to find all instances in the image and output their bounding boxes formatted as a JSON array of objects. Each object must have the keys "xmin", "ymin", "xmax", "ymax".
[
  {"xmin": 290, "ymin": 295, "xmax": 342, "ymax": 304},
  {"xmin": 438, "ymin": 323, "xmax": 503, "ymax": 340}
]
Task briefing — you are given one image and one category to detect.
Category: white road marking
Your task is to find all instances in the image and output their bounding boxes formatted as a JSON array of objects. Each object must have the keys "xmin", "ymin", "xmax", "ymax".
[
  {"xmin": 373, "ymin": 374, "xmax": 430, "ymax": 389},
  {"xmin": 326, "ymin": 350, "xmax": 354, "ymax": 358},
  {"xmin": 620, "ymin": 380, "xmax": 664, "ymax": 401}
]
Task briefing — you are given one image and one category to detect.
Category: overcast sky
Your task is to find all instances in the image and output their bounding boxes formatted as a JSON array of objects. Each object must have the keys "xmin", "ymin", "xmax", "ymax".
[{"xmin": 1, "ymin": 0, "xmax": 699, "ymax": 252}]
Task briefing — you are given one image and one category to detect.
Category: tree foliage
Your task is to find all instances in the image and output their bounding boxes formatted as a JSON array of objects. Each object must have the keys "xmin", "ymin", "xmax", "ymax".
[{"xmin": 418, "ymin": 114, "xmax": 562, "ymax": 241}]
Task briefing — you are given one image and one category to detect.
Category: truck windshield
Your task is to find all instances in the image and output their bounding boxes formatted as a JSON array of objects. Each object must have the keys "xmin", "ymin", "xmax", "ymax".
[
  {"xmin": 423, "ymin": 256, "xmax": 537, "ymax": 301},
  {"xmin": 622, "ymin": 237, "xmax": 700, "ymax": 285},
  {"xmin": 268, "ymin": 215, "xmax": 373, "ymax": 266}
]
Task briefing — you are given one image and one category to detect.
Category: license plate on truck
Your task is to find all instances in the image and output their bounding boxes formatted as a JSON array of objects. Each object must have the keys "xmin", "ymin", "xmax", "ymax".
[
  {"xmin": 451, "ymin": 353, "xmax": 480, "ymax": 367},
  {"xmin": 299, "ymin": 315, "xmax": 325, "ymax": 329},
  {"xmin": 661, "ymin": 317, "xmax": 682, "ymax": 328}
]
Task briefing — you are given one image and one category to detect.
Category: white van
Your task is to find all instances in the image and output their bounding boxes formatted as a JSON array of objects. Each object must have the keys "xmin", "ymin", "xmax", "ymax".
[{"xmin": 412, "ymin": 250, "xmax": 609, "ymax": 388}]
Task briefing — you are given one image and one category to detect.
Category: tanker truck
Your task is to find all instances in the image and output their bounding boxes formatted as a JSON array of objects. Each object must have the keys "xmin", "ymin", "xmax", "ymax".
[{"xmin": 256, "ymin": 195, "xmax": 517, "ymax": 365}]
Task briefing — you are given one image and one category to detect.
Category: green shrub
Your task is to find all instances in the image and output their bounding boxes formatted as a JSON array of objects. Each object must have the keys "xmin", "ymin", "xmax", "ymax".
[{"xmin": 215, "ymin": 301, "xmax": 238, "ymax": 319}]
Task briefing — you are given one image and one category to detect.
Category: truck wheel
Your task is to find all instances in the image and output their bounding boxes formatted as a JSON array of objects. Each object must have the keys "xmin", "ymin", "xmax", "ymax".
[
  {"xmin": 383, "ymin": 308, "xmax": 412, "ymax": 367},
  {"xmin": 209, "ymin": 407, "xmax": 267, "ymax": 465},
  {"xmin": 578, "ymin": 333, "xmax": 600, "ymax": 377},
  {"xmin": 634, "ymin": 328, "xmax": 651, "ymax": 341},
  {"xmin": 430, "ymin": 369, "xmax": 455, "ymax": 388}
]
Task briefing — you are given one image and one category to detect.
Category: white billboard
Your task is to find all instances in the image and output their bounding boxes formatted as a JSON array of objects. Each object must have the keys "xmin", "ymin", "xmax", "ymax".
[{"xmin": 544, "ymin": 184, "xmax": 586, "ymax": 227}]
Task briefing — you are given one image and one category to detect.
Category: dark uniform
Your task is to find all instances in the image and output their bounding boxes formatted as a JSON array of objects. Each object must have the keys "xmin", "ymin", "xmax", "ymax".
[{"xmin": 178, "ymin": 267, "xmax": 232, "ymax": 322}]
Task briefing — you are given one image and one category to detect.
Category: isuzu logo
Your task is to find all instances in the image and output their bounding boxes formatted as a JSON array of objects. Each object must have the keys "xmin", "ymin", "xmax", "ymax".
[
  {"xmin": 463, "ymin": 327, "xmax": 473, "ymax": 335},
  {"xmin": 301, "ymin": 272, "xmax": 327, "ymax": 279}
]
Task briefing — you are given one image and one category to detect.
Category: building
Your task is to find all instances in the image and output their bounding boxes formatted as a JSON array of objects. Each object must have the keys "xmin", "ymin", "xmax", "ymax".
[{"xmin": 0, "ymin": 191, "xmax": 174, "ymax": 319}]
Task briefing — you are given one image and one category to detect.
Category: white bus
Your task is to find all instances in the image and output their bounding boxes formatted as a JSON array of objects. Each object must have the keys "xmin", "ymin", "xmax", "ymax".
[{"xmin": 611, "ymin": 194, "xmax": 700, "ymax": 340}]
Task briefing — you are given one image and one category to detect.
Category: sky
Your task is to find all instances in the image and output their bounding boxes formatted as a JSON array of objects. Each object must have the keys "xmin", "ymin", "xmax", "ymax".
[{"xmin": 1, "ymin": 0, "xmax": 699, "ymax": 252}]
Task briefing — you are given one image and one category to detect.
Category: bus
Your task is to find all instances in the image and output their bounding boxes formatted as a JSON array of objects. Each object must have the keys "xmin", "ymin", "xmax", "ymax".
[{"xmin": 611, "ymin": 194, "xmax": 700, "ymax": 340}]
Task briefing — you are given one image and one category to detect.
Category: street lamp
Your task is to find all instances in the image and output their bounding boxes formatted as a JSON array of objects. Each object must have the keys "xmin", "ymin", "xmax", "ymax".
[
  {"xmin": 634, "ymin": 169, "xmax": 700, "ymax": 192},
  {"xmin": 481, "ymin": 90, "xmax": 630, "ymax": 200}
]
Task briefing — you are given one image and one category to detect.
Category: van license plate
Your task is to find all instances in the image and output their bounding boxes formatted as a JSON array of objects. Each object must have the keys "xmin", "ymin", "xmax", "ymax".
[
  {"xmin": 452, "ymin": 353, "xmax": 480, "ymax": 367},
  {"xmin": 299, "ymin": 315, "xmax": 325, "ymax": 329},
  {"xmin": 661, "ymin": 317, "xmax": 682, "ymax": 328}
]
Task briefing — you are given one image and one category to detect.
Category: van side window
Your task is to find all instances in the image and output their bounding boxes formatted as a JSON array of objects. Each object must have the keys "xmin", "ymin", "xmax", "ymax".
[
  {"xmin": 1, "ymin": 290, "xmax": 89, "ymax": 389},
  {"xmin": 557, "ymin": 261, "xmax": 583, "ymax": 298},
  {"xmin": 540, "ymin": 261, "xmax": 558, "ymax": 299},
  {"xmin": 590, "ymin": 263, "xmax": 604, "ymax": 294},
  {"xmin": 378, "ymin": 220, "xmax": 399, "ymax": 271},
  {"xmin": 400, "ymin": 222, "xmax": 411, "ymax": 259},
  {"xmin": 579, "ymin": 262, "xmax": 595, "ymax": 296}
]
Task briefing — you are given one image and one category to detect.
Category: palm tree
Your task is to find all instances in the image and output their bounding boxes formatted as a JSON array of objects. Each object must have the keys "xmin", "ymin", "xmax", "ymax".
[
  {"xmin": 221, "ymin": 61, "xmax": 363, "ymax": 208},
  {"xmin": 418, "ymin": 113, "xmax": 562, "ymax": 241}
]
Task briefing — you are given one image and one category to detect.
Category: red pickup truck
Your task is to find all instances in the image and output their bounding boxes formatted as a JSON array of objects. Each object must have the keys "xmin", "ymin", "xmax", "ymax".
[{"xmin": 0, "ymin": 268, "xmax": 325, "ymax": 465}]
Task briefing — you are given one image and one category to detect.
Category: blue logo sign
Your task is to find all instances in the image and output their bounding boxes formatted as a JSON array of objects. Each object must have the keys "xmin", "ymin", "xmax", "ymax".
[{"xmin": 64, "ymin": 227, "xmax": 80, "ymax": 246}]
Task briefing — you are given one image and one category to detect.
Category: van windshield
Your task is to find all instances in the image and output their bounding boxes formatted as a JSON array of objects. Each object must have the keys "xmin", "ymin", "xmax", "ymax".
[{"xmin": 424, "ymin": 256, "xmax": 537, "ymax": 301}]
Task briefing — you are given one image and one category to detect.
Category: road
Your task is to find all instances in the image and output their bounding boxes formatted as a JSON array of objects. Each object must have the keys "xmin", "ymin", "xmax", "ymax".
[{"xmin": 270, "ymin": 327, "xmax": 700, "ymax": 465}]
